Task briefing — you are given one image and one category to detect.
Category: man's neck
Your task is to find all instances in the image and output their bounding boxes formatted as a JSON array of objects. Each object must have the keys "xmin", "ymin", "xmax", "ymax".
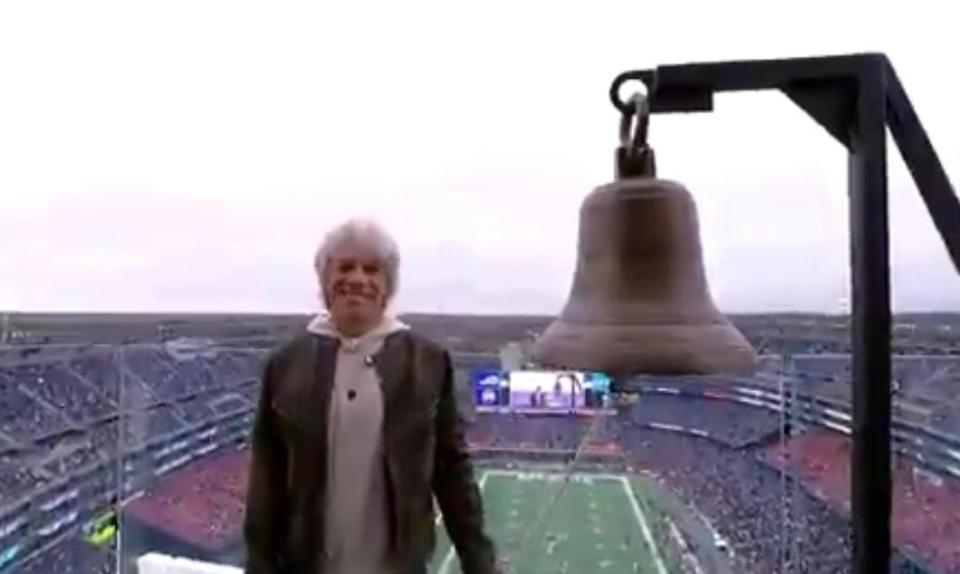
[{"xmin": 334, "ymin": 315, "xmax": 383, "ymax": 339}]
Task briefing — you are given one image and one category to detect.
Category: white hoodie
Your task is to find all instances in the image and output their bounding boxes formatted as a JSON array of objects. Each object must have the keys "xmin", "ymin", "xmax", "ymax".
[
  {"xmin": 305, "ymin": 310, "xmax": 408, "ymax": 341},
  {"xmin": 307, "ymin": 312, "xmax": 408, "ymax": 574}
]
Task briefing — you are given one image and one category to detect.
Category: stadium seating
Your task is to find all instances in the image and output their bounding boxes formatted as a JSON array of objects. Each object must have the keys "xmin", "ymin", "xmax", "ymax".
[
  {"xmin": 0, "ymin": 345, "xmax": 267, "ymax": 574},
  {"xmin": 122, "ymin": 348, "xmax": 190, "ymax": 401},
  {"xmin": 621, "ymin": 424, "xmax": 851, "ymax": 573},
  {"xmin": 0, "ymin": 457, "xmax": 44, "ymax": 506},
  {"xmin": 2, "ymin": 342, "xmax": 959, "ymax": 573},
  {"xmin": 469, "ymin": 413, "xmax": 592, "ymax": 450},
  {"xmin": 767, "ymin": 429, "xmax": 960, "ymax": 573},
  {"xmin": 0, "ymin": 369, "xmax": 72, "ymax": 442},
  {"xmin": 70, "ymin": 351, "xmax": 120, "ymax": 403},
  {"xmin": 627, "ymin": 393, "xmax": 781, "ymax": 448},
  {"xmin": 17, "ymin": 362, "xmax": 116, "ymax": 423},
  {"xmin": 17, "ymin": 537, "xmax": 115, "ymax": 574}
]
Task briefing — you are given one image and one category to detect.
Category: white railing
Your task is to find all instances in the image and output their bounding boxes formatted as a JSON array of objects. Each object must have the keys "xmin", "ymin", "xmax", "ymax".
[{"xmin": 137, "ymin": 553, "xmax": 241, "ymax": 574}]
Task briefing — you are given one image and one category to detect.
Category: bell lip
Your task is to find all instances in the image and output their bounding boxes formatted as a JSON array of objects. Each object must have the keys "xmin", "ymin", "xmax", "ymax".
[{"xmin": 531, "ymin": 319, "xmax": 759, "ymax": 377}]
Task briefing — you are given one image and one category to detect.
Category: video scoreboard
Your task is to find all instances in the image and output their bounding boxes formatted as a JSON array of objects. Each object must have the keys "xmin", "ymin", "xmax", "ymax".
[{"xmin": 472, "ymin": 369, "xmax": 613, "ymax": 415}]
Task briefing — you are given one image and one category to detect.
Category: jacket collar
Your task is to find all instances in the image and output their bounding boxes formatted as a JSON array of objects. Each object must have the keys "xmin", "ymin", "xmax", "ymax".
[{"xmin": 306, "ymin": 311, "xmax": 408, "ymax": 342}]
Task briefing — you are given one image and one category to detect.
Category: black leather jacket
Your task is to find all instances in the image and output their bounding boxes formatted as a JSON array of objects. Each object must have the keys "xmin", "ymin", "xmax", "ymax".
[{"xmin": 243, "ymin": 331, "xmax": 497, "ymax": 574}]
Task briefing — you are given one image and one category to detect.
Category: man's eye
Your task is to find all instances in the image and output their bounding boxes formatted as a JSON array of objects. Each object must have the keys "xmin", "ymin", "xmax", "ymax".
[{"xmin": 363, "ymin": 264, "xmax": 380, "ymax": 274}]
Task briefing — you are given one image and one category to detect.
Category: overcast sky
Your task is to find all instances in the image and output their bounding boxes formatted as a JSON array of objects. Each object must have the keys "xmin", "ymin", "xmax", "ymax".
[{"xmin": 1, "ymin": 0, "xmax": 958, "ymax": 315}]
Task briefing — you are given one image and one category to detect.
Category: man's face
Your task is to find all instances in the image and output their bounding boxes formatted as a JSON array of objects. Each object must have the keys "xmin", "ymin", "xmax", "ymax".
[{"xmin": 324, "ymin": 242, "xmax": 388, "ymax": 333}]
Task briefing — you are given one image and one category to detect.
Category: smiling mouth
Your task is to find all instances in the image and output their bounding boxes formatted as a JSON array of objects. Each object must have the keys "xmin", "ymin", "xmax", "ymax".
[{"xmin": 340, "ymin": 292, "xmax": 370, "ymax": 302}]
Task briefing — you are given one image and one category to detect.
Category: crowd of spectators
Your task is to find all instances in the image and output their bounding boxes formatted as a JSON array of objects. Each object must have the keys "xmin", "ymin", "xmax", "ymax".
[
  {"xmin": 766, "ymin": 429, "xmax": 960, "ymax": 573},
  {"xmin": 122, "ymin": 348, "xmax": 194, "ymax": 401},
  {"xmin": 173, "ymin": 395, "xmax": 217, "ymax": 423},
  {"xmin": 0, "ymin": 346, "xmax": 265, "ymax": 529},
  {"xmin": 207, "ymin": 394, "xmax": 252, "ymax": 416},
  {"xmin": 621, "ymin": 423, "xmax": 851, "ymax": 573},
  {"xmin": 0, "ymin": 369, "xmax": 71, "ymax": 441},
  {"xmin": 17, "ymin": 536, "xmax": 115, "ymax": 574},
  {"xmin": 121, "ymin": 449, "xmax": 251, "ymax": 560},
  {"xmin": 121, "ymin": 405, "xmax": 186, "ymax": 448},
  {"xmin": 790, "ymin": 355, "xmax": 960, "ymax": 432},
  {"xmin": 15, "ymin": 362, "xmax": 117, "ymax": 424},
  {"xmin": 69, "ymin": 351, "xmax": 120, "ymax": 403},
  {"xmin": 237, "ymin": 380, "xmax": 260, "ymax": 404},
  {"xmin": 468, "ymin": 412, "xmax": 592, "ymax": 450},
  {"xmin": 206, "ymin": 352, "xmax": 261, "ymax": 385},
  {"xmin": 0, "ymin": 456, "xmax": 44, "ymax": 506},
  {"xmin": 172, "ymin": 392, "xmax": 252, "ymax": 425},
  {"xmin": 37, "ymin": 432, "xmax": 109, "ymax": 479},
  {"xmin": 627, "ymin": 393, "xmax": 782, "ymax": 448}
]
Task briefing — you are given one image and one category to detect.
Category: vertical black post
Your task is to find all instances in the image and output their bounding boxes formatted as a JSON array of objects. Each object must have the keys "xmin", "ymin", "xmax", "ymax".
[{"xmin": 848, "ymin": 64, "xmax": 892, "ymax": 574}]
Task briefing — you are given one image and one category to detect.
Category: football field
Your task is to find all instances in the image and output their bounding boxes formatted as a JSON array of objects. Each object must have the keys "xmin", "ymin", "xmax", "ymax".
[{"xmin": 430, "ymin": 469, "xmax": 669, "ymax": 574}]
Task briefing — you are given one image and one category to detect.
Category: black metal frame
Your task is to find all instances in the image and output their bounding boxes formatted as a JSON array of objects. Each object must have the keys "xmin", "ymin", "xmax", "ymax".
[{"xmin": 609, "ymin": 53, "xmax": 960, "ymax": 574}]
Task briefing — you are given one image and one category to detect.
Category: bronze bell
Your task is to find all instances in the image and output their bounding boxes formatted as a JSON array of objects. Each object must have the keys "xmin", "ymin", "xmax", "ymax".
[{"xmin": 532, "ymin": 95, "xmax": 757, "ymax": 376}]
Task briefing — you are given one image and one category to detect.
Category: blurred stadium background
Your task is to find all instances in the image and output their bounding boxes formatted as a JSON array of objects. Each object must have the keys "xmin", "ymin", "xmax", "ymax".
[{"xmin": 0, "ymin": 312, "xmax": 958, "ymax": 573}]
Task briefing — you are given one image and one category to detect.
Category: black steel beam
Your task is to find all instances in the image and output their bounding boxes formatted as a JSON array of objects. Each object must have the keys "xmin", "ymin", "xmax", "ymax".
[
  {"xmin": 783, "ymin": 79, "xmax": 856, "ymax": 150},
  {"xmin": 610, "ymin": 53, "xmax": 880, "ymax": 115},
  {"xmin": 884, "ymin": 63, "xmax": 960, "ymax": 275}
]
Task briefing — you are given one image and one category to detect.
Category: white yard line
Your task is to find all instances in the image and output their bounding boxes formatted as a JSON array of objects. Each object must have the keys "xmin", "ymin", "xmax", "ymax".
[
  {"xmin": 619, "ymin": 476, "xmax": 668, "ymax": 574},
  {"xmin": 438, "ymin": 471, "xmax": 490, "ymax": 574},
  {"xmin": 482, "ymin": 469, "xmax": 629, "ymax": 483},
  {"xmin": 481, "ymin": 468, "xmax": 521, "ymax": 479},
  {"xmin": 483, "ymin": 469, "xmax": 628, "ymax": 481}
]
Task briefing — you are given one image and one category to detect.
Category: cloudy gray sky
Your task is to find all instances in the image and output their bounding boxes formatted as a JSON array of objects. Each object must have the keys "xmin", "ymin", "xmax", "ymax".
[{"xmin": 1, "ymin": 0, "xmax": 958, "ymax": 315}]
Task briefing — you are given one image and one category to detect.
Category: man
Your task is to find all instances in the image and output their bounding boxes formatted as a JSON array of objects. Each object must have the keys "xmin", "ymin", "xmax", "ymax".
[
  {"xmin": 244, "ymin": 218, "xmax": 498, "ymax": 574},
  {"xmin": 552, "ymin": 372, "xmax": 583, "ymax": 409},
  {"xmin": 530, "ymin": 385, "xmax": 542, "ymax": 408}
]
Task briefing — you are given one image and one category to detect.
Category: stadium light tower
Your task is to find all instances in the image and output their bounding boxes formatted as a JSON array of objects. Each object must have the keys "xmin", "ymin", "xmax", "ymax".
[
  {"xmin": 590, "ymin": 53, "xmax": 960, "ymax": 574},
  {"xmin": 0, "ymin": 313, "xmax": 12, "ymax": 345}
]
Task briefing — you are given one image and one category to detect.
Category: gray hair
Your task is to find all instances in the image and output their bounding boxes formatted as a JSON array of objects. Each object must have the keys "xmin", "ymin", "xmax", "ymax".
[{"xmin": 314, "ymin": 217, "xmax": 401, "ymax": 304}]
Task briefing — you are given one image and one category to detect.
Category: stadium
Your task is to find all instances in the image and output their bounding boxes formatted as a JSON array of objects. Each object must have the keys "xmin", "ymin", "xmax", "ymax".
[{"xmin": 1, "ymin": 314, "xmax": 959, "ymax": 574}]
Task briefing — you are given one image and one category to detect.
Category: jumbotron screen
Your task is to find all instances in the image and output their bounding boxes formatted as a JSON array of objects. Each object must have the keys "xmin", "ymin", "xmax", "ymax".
[{"xmin": 472, "ymin": 369, "xmax": 612, "ymax": 414}]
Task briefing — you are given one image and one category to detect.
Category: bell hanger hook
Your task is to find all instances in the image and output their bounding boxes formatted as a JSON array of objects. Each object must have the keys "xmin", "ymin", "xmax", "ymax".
[
  {"xmin": 619, "ymin": 92, "xmax": 650, "ymax": 151},
  {"xmin": 615, "ymin": 91, "xmax": 656, "ymax": 179}
]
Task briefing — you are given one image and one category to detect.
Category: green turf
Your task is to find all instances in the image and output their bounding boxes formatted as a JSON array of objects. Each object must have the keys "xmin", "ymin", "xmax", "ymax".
[{"xmin": 429, "ymin": 470, "xmax": 668, "ymax": 574}]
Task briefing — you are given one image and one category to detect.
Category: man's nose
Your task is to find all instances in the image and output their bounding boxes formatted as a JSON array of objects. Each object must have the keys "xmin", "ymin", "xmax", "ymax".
[{"xmin": 344, "ymin": 269, "xmax": 366, "ymax": 286}]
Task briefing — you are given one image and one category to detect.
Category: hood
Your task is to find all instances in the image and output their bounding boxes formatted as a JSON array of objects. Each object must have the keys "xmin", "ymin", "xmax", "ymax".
[{"xmin": 306, "ymin": 311, "xmax": 409, "ymax": 342}]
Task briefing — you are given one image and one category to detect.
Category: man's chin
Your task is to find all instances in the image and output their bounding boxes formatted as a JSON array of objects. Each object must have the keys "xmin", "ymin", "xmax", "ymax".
[
  {"xmin": 332, "ymin": 303, "xmax": 382, "ymax": 326},
  {"xmin": 333, "ymin": 295, "xmax": 368, "ymax": 308},
  {"xmin": 336, "ymin": 306, "xmax": 368, "ymax": 319}
]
